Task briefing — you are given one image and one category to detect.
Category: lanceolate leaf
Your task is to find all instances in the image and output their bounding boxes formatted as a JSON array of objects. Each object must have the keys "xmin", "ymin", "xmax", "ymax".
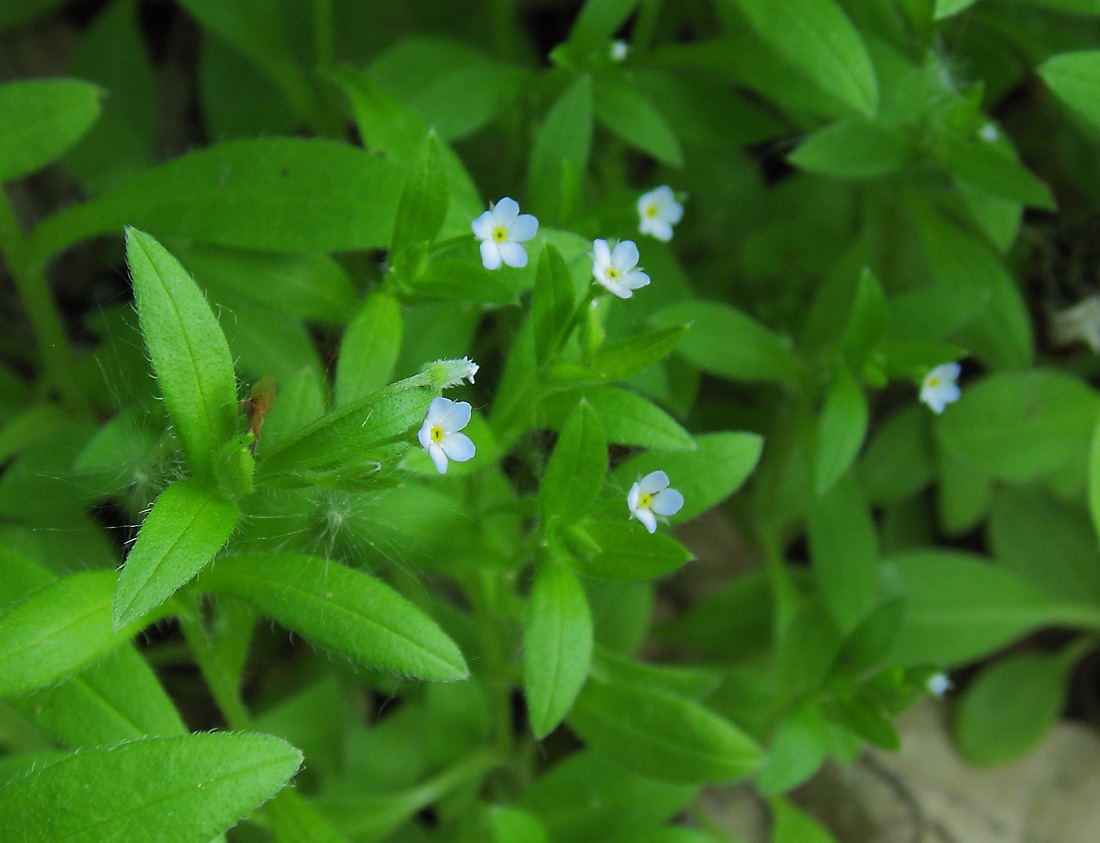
[
  {"xmin": 540, "ymin": 400, "xmax": 607, "ymax": 526},
  {"xmin": 1039, "ymin": 50, "xmax": 1100, "ymax": 134},
  {"xmin": 390, "ymin": 130, "xmax": 449, "ymax": 257},
  {"xmin": 814, "ymin": 368, "xmax": 868, "ymax": 497},
  {"xmin": 114, "ymin": 478, "xmax": 239, "ymax": 628},
  {"xmin": 126, "ymin": 228, "xmax": 238, "ymax": 482},
  {"xmin": 0, "ymin": 732, "xmax": 302, "ymax": 843},
  {"xmin": 335, "ymin": 292, "xmax": 403, "ymax": 408},
  {"xmin": 525, "ymin": 559, "xmax": 593, "ymax": 738},
  {"xmin": 198, "ymin": 554, "xmax": 468, "ymax": 681},
  {"xmin": 0, "ymin": 78, "xmax": 101, "ymax": 182},
  {"xmin": 569, "ymin": 522, "xmax": 693, "ymax": 581}
]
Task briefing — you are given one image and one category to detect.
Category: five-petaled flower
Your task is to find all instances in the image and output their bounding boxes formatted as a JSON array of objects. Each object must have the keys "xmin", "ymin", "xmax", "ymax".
[
  {"xmin": 472, "ymin": 197, "xmax": 538, "ymax": 270},
  {"xmin": 592, "ymin": 239, "xmax": 650, "ymax": 299},
  {"xmin": 628, "ymin": 470, "xmax": 684, "ymax": 534},
  {"xmin": 919, "ymin": 362, "xmax": 961, "ymax": 414},
  {"xmin": 418, "ymin": 397, "xmax": 476, "ymax": 474},
  {"xmin": 926, "ymin": 672, "xmax": 952, "ymax": 697},
  {"xmin": 637, "ymin": 186, "xmax": 683, "ymax": 242}
]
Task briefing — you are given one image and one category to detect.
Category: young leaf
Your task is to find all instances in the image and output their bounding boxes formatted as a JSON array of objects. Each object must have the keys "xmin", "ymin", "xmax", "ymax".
[
  {"xmin": 335, "ymin": 292, "xmax": 403, "ymax": 407},
  {"xmin": 594, "ymin": 78, "xmax": 683, "ymax": 166},
  {"xmin": 788, "ymin": 117, "xmax": 907, "ymax": 179},
  {"xmin": 1039, "ymin": 50, "xmax": 1100, "ymax": 134},
  {"xmin": 770, "ymin": 797, "xmax": 840, "ymax": 843},
  {"xmin": 528, "ymin": 74, "xmax": 594, "ymax": 221},
  {"xmin": 731, "ymin": 0, "xmax": 878, "ymax": 116},
  {"xmin": 756, "ymin": 701, "xmax": 829, "ymax": 795},
  {"xmin": 650, "ymin": 300, "xmax": 802, "ymax": 384},
  {"xmin": 824, "ymin": 597, "xmax": 907, "ymax": 687},
  {"xmin": 532, "ymin": 242, "xmax": 577, "ymax": 367},
  {"xmin": 612, "ymin": 432, "xmax": 763, "ymax": 522},
  {"xmin": 390, "ymin": 130, "xmax": 449, "ymax": 258},
  {"xmin": 197, "ymin": 553, "xmax": 468, "ymax": 681},
  {"xmin": 525, "ymin": 559, "xmax": 594, "ymax": 738},
  {"xmin": 265, "ymin": 789, "xmax": 351, "ymax": 843},
  {"xmin": 953, "ymin": 652, "xmax": 1069, "ymax": 765},
  {"xmin": 9, "ymin": 646, "xmax": 185, "ymax": 747},
  {"xmin": 936, "ymin": 369, "xmax": 1100, "ymax": 481},
  {"xmin": 808, "ymin": 473, "xmax": 879, "ymax": 633},
  {"xmin": 859, "ymin": 406, "xmax": 935, "ymax": 506},
  {"xmin": 29, "ymin": 139, "xmax": 404, "ymax": 262},
  {"xmin": 114, "ymin": 478, "xmax": 239, "ymax": 628},
  {"xmin": 126, "ymin": 228, "xmax": 238, "ymax": 482},
  {"xmin": 0, "ymin": 732, "xmax": 302, "ymax": 843},
  {"xmin": 0, "ymin": 571, "xmax": 172, "ymax": 697},
  {"xmin": 540, "ymin": 400, "xmax": 608, "ymax": 526},
  {"xmin": 0, "ymin": 79, "xmax": 101, "ymax": 182},
  {"xmin": 581, "ymin": 387, "xmax": 694, "ymax": 451},
  {"xmin": 928, "ymin": 128, "xmax": 1054, "ymax": 210},
  {"xmin": 568, "ymin": 674, "xmax": 764, "ymax": 784},
  {"xmin": 814, "ymin": 368, "xmax": 868, "ymax": 497},
  {"xmin": 886, "ymin": 551, "xmax": 1100, "ymax": 666},
  {"xmin": 568, "ymin": 0, "xmax": 639, "ymax": 48},
  {"xmin": 568, "ymin": 521, "xmax": 693, "ymax": 580}
]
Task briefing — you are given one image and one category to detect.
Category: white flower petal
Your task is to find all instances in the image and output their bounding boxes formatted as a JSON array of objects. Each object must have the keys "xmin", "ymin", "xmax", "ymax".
[
  {"xmin": 627, "ymin": 481, "xmax": 641, "ymax": 513},
  {"xmin": 593, "ymin": 239, "xmax": 612, "ymax": 268},
  {"xmin": 622, "ymin": 269, "xmax": 650, "ymax": 290},
  {"xmin": 493, "ymin": 196, "xmax": 519, "ymax": 224},
  {"xmin": 418, "ymin": 419, "xmax": 434, "ymax": 450},
  {"xmin": 436, "ymin": 398, "xmax": 472, "ymax": 433},
  {"xmin": 640, "ymin": 470, "xmax": 670, "ymax": 494},
  {"xmin": 428, "ymin": 442, "xmax": 450, "ymax": 474},
  {"xmin": 635, "ymin": 507, "xmax": 657, "ymax": 533},
  {"xmin": 441, "ymin": 431, "xmax": 476, "ymax": 463},
  {"xmin": 471, "ymin": 211, "xmax": 495, "ymax": 240},
  {"xmin": 652, "ymin": 487, "xmax": 684, "ymax": 517},
  {"xmin": 648, "ymin": 220, "xmax": 673, "ymax": 242},
  {"xmin": 480, "ymin": 239, "xmax": 502, "ymax": 270},
  {"xmin": 611, "ymin": 240, "xmax": 640, "ymax": 271},
  {"xmin": 498, "ymin": 241, "xmax": 528, "ymax": 268},
  {"xmin": 598, "ymin": 277, "xmax": 633, "ymax": 298},
  {"xmin": 509, "ymin": 214, "xmax": 539, "ymax": 242},
  {"xmin": 425, "ymin": 396, "xmax": 452, "ymax": 426}
]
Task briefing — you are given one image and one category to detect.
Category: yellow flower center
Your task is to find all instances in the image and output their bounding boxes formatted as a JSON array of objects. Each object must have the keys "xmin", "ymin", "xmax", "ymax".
[
  {"xmin": 927, "ymin": 376, "xmax": 940, "ymax": 388},
  {"xmin": 492, "ymin": 227, "xmax": 508, "ymax": 243},
  {"xmin": 430, "ymin": 426, "xmax": 444, "ymax": 443},
  {"xmin": 638, "ymin": 492, "xmax": 652, "ymax": 509},
  {"xmin": 606, "ymin": 267, "xmax": 620, "ymax": 281},
  {"xmin": 645, "ymin": 203, "xmax": 659, "ymax": 218}
]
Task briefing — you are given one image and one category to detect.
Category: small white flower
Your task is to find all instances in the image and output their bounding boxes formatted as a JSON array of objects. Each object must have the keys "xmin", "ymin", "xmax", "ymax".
[
  {"xmin": 926, "ymin": 672, "xmax": 952, "ymax": 696},
  {"xmin": 592, "ymin": 239, "xmax": 650, "ymax": 299},
  {"xmin": 1051, "ymin": 295, "xmax": 1100, "ymax": 352},
  {"xmin": 920, "ymin": 362, "xmax": 961, "ymax": 414},
  {"xmin": 637, "ymin": 186, "xmax": 683, "ymax": 242},
  {"xmin": 471, "ymin": 197, "xmax": 538, "ymax": 270},
  {"xmin": 418, "ymin": 397, "xmax": 476, "ymax": 474},
  {"xmin": 628, "ymin": 470, "xmax": 684, "ymax": 534},
  {"xmin": 610, "ymin": 40, "xmax": 629, "ymax": 62},
  {"xmin": 979, "ymin": 123, "xmax": 999, "ymax": 143}
]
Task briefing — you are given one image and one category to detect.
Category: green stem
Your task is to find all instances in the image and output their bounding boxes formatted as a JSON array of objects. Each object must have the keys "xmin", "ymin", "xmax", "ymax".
[
  {"xmin": 312, "ymin": 0, "xmax": 334, "ymax": 67},
  {"xmin": 468, "ymin": 571, "xmax": 514, "ymax": 762},
  {"xmin": 179, "ymin": 595, "xmax": 252, "ymax": 731},
  {"xmin": 0, "ymin": 187, "xmax": 74, "ymax": 400}
]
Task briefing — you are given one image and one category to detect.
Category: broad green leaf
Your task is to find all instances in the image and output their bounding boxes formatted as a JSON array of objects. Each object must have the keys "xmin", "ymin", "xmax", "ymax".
[
  {"xmin": 258, "ymin": 366, "xmax": 325, "ymax": 450},
  {"xmin": 729, "ymin": 0, "xmax": 878, "ymax": 116},
  {"xmin": 590, "ymin": 648, "xmax": 721, "ymax": 700},
  {"xmin": 114, "ymin": 478, "xmax": 239, "ymax": 628},
  {"xmin": 64, "ymin": 0, "xmax": 157, "ymax": 193},
  {"xmin": 1039, "ymin": 51, "xmax": 1100, "ymax": 134},
  {"xmin": 587, "ymin": 324, "xmax": 689, "ymax": 382},
  {"xmin": 936, "ymin": 448, "xmax": 992, "ymax": 536},
  {"xmin": 265, "ymin": 789, "xmax": 350, "ymax": 843},
  {"xmin": 915, "ymin": 206, "xmax": 1033, "ymax": 370},
  {"xmin": 0, "ymin": 732, "xmax": 302, "ymax": 843},
  {"xmin": 756, "ymin": 701, "xmax": 829, "ymax": 795},
  {"xmin": 528, "ymin": 74, "xmax": 594, "ymax": 222},
  {"xmin": 257, "ymin": 370, "xmax": 438, "ymax": 484},
  {"xmin": 540, "ymin": 400, "xmax": 608, "ymax": 526},
  {"xmin": 581, "ymin": 387, "xmax": 694, "ymax": 451},
  {"xmin": 594, "ymin": 78, "xmax": 683, "ymax": 166},
  {"xmin": 568, "ymin": 0, "xmax": 640, "ymax": 48},
  {"xmin": 492, "ymin": 806, "xmax": 548, "ymax": 843},
  {"xmin": 613, "ymin": 432, "xmax": 763, "ymax": 522},
  {"xmin": 414, "ymin": 260, "xmax": 520, "ymax": 304},
  {"xmin": 173, "ymin": 242, "xmax": 357, "ymax": 323},
  {"xmin": 335, "ymin": 293, "xmax": 403, "ymax": 407},
  {"xmin": 789, "ymin": 117, "xmax": 907, "ymax": 178},
  {"xmin": 0, "ymin": 571, "xmax": 171, "ymax": 697},
  {"xmin": 814, "ymin": 369, "xmax": 868, "ymax": 497},
  {"xmin": 390, "ymin": 131, "xmax": 448, "ymax": 258},
  {"xmin": 126, "ymin": 228, "xmax": 237, "ymax": 482},
  {"xmin": 29, "ymin": 138, "xmax": 404, "ymax": 262},
  {"xmin": 520, "ymin": 751, "xmax": 696, "ymax": 843},
  {"xmin": 808, "ymin": 474, "xmax": 879, "ymax": 633},
  {"xmin": 568, "ymin": 522, "xmax": 693, "ymax": 580},
  {"xmin": 0, "ymin": 405, "xmax": 68, "ymax": 465},
  {"xmin": 929, "ymin": 129, "xmax": 1054, "ymax": 209},
  {"xmin": 0, "ymin": 79, "xmax": 101, "ymax": 182},
  {"xmin": 0, "ymin": 0, "xmax": 70, "ymax": 28},
  {"xmin": 770, "ymin": 797, "xmax": 839, "ymax": 843},
  {"xmin": 9, "ymin": 646, "xmax": 185, "ymax": 746},
  {"xmin": 525, "ymin": 559, "xmax": 594, "ymax": 738},
  {"xmin": 587, "ymin": 579, "xmax": 655, "ymax": 655},
  {"xmin": 934, "ymin": 0, "xmax": 980, "ymax": 18},
  {"xmin": 885, "ymin": 551, "xmax": 1100, "ymax": 666},
  {"xmin": 841, "ymin": 268, "xmax": 888, "ymax": 362},
  {"xmin": 0, "ymin": 547, "xmax": 55, "ymax": 611},
  {"xmin": 198, "ymin": 553, "xmax": 468, "ymax": 681},
  {"xmin": 532, "ymin": 243, "xmax": 577, "ymax": 367},
  {"xmin": 936, "ymin": 370, "xmax": 1100, "ymax": 481},
  {"xmin": 178, "ymin": 0, "xmax": 288, "ymax": 72},
  {"xmin": 651, "ymin": 301, "xmax": 802, "ymax": 384},
  {"xmin": 824, "ymin": 597, "xmax": 907, "ymax": 686},
  {"xmin": 953, "ymin": 652, "xmax": 1068, "ymax": 765},
  {"xmin": 859, "ymin": 406, "xmax": 935, "ymax": 506},
  {"xmin": 568, "ymin": 675, "xmax": 764, "ymax": 784},
  {"xmin": 656, "ymin": 571, "xmax": 773, "ymax": 661}
]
